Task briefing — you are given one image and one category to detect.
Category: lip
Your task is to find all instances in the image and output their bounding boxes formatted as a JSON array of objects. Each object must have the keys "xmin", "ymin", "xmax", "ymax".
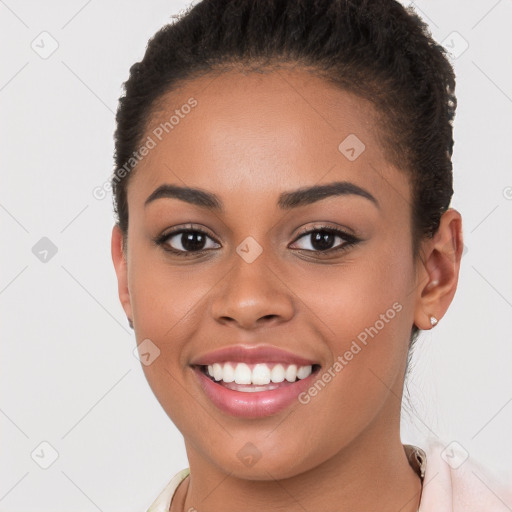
[
  {"xmin": 190, "ymin": 344, "xmax": 321, "ymax": 418},
  {"xmin": 190, "ymin": 344, "xmax": 319, "ymax": 366},
  {"xmin": 193, "ymin": 365, "xmax": 321, "ymax": 418}
]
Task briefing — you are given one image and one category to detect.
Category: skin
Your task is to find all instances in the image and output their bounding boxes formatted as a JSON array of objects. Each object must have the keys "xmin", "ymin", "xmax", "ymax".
[{"xmin": 112, "ymin": 69, "xmax": 463, "ymax": 512}]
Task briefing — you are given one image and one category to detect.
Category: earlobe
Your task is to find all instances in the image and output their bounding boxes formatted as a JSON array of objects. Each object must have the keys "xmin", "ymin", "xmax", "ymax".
[
  {"xmin": 413, "ymin": 208, "xmax": 463, "ymax": 330},
  {"xmin": 111, "ymin": 224, "xmax": 133, "ymax": 326}
]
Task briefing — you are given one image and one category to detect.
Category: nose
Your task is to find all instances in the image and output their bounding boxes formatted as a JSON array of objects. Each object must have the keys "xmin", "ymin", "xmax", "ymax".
[{"xmin": 210, "ymin": 251, "xmax": 295, "ymax": 330}]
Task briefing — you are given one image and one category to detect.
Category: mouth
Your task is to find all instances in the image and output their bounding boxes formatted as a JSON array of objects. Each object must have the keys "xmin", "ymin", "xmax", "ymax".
[
  {"xmin": 190, "ymin": 345, "xmax": 322, "ymax": 418},
  {"xmin": 196, "ymin": 362, "xmax": 322, "ymax": 392}
]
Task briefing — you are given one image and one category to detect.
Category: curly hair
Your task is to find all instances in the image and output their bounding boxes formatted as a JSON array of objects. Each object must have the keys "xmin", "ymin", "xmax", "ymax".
[{"xmin": 112, "ymin": 0, "xmax": 457, "ymax": 342}]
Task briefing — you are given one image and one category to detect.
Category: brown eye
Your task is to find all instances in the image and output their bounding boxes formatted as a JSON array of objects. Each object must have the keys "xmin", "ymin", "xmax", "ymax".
[
  {"xmin": 291, "ymin": 227, "xmax": 359, "ymax": 254},
  {"xmin": 157, "ymin": 228, "xmax": 221, "ymax": 255},
  {"xmin": 305, "ymin": 230, "xmax": 337, "ymax": 251}
]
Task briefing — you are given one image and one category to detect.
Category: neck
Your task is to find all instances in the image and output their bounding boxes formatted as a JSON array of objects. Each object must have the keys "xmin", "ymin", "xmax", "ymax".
[{"xmin": 175, "ymin": 421, "xmax": 422, "ymax": 512}]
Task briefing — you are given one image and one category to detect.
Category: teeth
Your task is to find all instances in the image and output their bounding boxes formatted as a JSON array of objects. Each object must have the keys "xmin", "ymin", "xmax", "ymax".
[
  {"xmin": 234, "ymin": 363, "xmax": 252, "ymax": 384},
  {"xmin": 213, "ymin": 363, "xmax": 223, "ymax": 381},
  {"xmin": 271, "ymin": 364, "xmax": 285, "ymax": 383},
  {"xmin": 297, "ymin": 365, "xmax": 312, "ymax": 379},
  {"xmin": 222, "ymin": 363, "xmax": 235, "ymax": 383},
  {"xmin": 285, "ymin": 364, "xmax": 297, "ymax": 382},
  {"xmin": 205, "ymin": 362, "xmax": 313, "ymax": 384},
  {"xmin": 252, "ymin": 364, "xmax": 271, "ymax": 385}
]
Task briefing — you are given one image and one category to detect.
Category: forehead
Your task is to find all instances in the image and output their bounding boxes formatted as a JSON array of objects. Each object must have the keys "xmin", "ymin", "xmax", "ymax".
[{"xmin": 128, "ymin": 68, "xmax": 411, "ymax": 214}]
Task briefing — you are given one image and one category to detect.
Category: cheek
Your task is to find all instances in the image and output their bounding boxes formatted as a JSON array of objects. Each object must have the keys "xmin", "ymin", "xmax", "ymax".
[
  {"xmin": 126, "ymin": 252, "xmax": 210, "ymax": 430},
  {"xmin": 128, "ymin": 249, "xmax": 210, "ymax": 341},
  {"xmin": 284, "ymin": 246, "xmax": 415, "ymax": 436},
  {"xmin": 127, "ymin": 246, "xmax": 231, "ymax": 390},
  {"xmin": 288, "ymin": 240, "xmax": 415, "ymax": 347}
]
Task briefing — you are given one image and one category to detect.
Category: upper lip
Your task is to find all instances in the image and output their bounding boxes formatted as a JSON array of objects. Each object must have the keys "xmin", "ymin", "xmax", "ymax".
[{"xmin": 190, "ymin": 344, "xmax": 319, "ymax": 367}]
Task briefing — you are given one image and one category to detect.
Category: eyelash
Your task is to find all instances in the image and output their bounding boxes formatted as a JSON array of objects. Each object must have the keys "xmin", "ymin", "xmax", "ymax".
[{"xmin": 154, "ymin": 224, "xmax": 360, "ymax": 258}]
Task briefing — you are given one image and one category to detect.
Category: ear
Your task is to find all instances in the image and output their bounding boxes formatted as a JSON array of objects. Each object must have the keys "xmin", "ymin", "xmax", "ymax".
[
  {"xmin": 111, "ymin": 224, "xmax": 133, "ymax": 326},
  {"xmin": 413, "ymin": 208, "xmax": 463, "ymax": 330}
]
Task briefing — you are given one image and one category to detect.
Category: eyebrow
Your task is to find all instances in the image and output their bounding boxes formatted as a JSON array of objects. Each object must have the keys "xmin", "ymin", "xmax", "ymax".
[{"xmin": 144, "ymin": 181, "xmax": 379, "ymax": 211}]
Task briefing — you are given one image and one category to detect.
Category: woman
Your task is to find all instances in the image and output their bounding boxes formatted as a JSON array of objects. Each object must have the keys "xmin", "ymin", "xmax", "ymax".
[{"xmin": 110, "ymin": 0, "xmax": 510, "ymax": 510}]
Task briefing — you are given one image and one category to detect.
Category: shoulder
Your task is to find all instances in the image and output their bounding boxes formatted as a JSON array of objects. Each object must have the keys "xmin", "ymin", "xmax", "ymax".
[
  {"xmin": 146, "ymin": 468, "xmax": 190, "ymax": 512},
  {"xmin": 419, "ymin": 439, "xmax": 512, "ymax": 511}
]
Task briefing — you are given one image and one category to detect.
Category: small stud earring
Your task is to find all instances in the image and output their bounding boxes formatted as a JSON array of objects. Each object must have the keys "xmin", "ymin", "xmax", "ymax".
[
  {"xmin": 128, "ymin": 318, "xmax": 134, "ymax": 329},
  {"xmin": 430, "ymin": 316, "xmax": 438, "ymax": 327}
]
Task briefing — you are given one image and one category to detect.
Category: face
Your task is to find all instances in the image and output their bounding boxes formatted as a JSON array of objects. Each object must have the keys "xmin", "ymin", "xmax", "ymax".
[{"xmin": 113, "ymin": 68, "xmax": 431, "ymax": 479}]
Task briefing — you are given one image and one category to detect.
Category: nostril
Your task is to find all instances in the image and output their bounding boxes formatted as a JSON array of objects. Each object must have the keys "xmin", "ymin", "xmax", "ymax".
[{"xmin": 259, "ymin": 314, "xmax": 279, "ymax": 323}]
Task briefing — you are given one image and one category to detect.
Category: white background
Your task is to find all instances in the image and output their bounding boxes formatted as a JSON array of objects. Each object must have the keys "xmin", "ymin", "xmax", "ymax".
[{"xmin": 1, "ymin": 0, "xmax": 511, "ymax": 510}]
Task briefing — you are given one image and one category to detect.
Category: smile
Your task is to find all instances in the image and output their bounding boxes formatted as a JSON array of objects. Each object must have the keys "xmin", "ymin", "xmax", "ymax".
[
  {"xmin": 190, "ymin": 345, "xmax": 322, "ymax": 418},
  {"xmin": 202, "ymin": 362, "xmax": 315, "ymax": 390}
]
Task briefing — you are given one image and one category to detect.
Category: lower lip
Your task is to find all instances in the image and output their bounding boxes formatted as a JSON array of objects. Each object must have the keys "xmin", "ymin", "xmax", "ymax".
[{"xmin": 193, "ymin": 366, "xmax": 319, "ymax": 418}]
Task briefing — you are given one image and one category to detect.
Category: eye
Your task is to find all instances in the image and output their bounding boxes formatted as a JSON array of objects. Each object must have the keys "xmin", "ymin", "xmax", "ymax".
[
  {"xmin": 290, "ymin": 226, "xmax": 359, "ymax": 254},
  {"xmin": 155, "ymin": 226, "xmax": 220, "ymax": 256}
]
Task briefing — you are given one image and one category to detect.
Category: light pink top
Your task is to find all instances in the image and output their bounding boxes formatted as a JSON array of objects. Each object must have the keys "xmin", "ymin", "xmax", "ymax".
[{"xmin": 147, "ymin": 441, "xmax": 512, "ymax": 511}]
